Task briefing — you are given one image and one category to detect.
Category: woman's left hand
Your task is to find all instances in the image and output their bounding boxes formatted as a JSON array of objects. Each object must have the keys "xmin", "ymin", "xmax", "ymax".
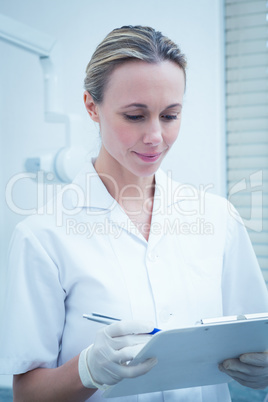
[{"xmin": 219, "ymin": 352, "xmax": 268, "ymax": 389}]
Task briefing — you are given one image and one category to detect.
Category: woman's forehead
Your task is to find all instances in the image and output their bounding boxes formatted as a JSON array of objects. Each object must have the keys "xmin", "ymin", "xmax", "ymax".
[{"xmin": 103, "ymin": 60, "xmax": 185, "ymax": 105}]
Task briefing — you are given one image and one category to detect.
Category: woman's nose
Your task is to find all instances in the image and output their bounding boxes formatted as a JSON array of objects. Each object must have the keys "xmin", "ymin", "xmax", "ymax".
[{"xmin": 142, "ymin": 119, "xmax": 162, "ymax": 145}]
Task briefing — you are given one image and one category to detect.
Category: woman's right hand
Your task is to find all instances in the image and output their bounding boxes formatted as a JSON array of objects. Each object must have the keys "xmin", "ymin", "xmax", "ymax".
[{"xmin": 79, "ymin": 320, "xmax": 158, "ymax": 389}]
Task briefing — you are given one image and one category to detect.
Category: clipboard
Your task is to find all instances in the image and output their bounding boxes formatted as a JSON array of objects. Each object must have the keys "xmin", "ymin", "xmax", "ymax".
[{"xmin": 103, "ymin": 313, "xmax": 268, "ymax": 398}]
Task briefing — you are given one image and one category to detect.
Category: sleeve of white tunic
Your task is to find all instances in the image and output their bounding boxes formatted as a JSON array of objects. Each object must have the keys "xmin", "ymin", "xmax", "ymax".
[
  {"xmin": 0, "ymin": 221, "xmax": 66, "ymax": 374},
  {"xmin": 222, "ymin": 202, "xmax": 268, "ymax": 315}
]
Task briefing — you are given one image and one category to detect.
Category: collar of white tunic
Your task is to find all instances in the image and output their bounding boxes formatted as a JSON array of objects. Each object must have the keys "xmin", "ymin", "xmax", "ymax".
[
  {"xmin": 66, "ymin": 158, "xmax": 189, "ymax": 245},
  {"xmin": 70, "ymin": 157, "xmax": 180, "ymax": 211}
]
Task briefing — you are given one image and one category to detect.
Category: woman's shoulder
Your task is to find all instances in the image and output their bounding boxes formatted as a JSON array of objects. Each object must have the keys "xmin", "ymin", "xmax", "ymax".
[
  {"xmin": 13, "ymin": 188, "xmax": 70, "ymax": 244},
  {"xmin": 156, "ymin": 168, "xmax": 230, "ymax": 214}
]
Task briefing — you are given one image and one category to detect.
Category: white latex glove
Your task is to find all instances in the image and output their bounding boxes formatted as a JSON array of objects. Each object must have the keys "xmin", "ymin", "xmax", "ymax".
[
  {"xmin": 219, "ymin": 352, "xmax": 268, "ymax": 389},
  {"xmin": 79, "ymin": 320, "xmax": 158, "ymax": 389}
]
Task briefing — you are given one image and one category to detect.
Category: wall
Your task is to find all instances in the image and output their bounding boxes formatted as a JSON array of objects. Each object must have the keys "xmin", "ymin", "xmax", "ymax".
[{"xmin": 0, "ymin": 0, "xmax": 225, "ymax": 387}]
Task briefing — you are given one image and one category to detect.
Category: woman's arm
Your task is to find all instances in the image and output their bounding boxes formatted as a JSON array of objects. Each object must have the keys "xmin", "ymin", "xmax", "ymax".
[
  {"xmin": 13, "ymin": 320, "xmax": 157, "ymax": 402},
  {"xmin": 13, "ymin": 355, "xmax": 96, "ymax": 402}
]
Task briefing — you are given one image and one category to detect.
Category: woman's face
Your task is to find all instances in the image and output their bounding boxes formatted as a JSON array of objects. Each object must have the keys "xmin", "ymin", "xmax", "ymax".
[{"xmin": 85, "ymin": 60, "xmax": 185, "ymax": 178}]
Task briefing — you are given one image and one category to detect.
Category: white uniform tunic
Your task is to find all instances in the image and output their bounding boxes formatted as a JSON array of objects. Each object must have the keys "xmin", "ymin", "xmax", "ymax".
[{"xmin": 1, "ymin": 160, "xmax": 268, "ymax": 402}]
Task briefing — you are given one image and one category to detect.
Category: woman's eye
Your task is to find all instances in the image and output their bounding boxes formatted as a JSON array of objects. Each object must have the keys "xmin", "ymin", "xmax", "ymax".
[
  {"xmin": 123, "ymin": 113, "xmax": 179, "ymax": 122},
  {"xmin": 124, "ymin": 114, "xmax": 144, "ymax": 121},
  {"xmin": 161, "ymin": 114, "xmax": 178, "ymax": 121}
]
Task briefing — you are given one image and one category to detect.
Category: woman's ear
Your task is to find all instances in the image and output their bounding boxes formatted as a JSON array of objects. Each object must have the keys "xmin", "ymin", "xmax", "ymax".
[{"xmin": 84, "ymin": 91, "xmax": 100, "ymax": 123}]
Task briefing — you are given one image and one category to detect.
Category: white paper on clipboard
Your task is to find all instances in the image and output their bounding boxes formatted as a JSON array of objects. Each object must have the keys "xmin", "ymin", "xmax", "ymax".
[{"xmin": 103, "ymin": 313, "xmax": 268, "ymax": 398}]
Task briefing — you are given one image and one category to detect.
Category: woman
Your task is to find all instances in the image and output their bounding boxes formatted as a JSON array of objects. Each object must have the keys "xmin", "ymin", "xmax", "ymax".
[{"xmin": 1, "ymin": 25, "xmax": 268, "ymax": 402}]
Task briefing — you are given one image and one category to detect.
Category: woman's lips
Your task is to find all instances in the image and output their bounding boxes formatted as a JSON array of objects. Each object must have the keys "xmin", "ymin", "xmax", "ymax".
[{"xmin": 134, "ymin": 151, "xmax": 162, "ymax": 162}]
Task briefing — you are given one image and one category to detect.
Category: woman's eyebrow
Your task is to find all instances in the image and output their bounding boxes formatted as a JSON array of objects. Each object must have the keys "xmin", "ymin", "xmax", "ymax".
[
  {"xmin": 166, "ymin": 103, "xmax": 182, "ymax": 109},
  {"xmin": 121, "ymin": 103, "xmax": 182, "ymax": 109},
  {"xmin": 121, "ymin": 103, "xmax": 148, "ymax": 109}
]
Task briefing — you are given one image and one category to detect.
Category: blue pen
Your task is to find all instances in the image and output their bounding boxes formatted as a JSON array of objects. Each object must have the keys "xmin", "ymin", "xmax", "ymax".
[{"xmin": 83, "ymin": 312, "xmax": 161, "ymax": 334}]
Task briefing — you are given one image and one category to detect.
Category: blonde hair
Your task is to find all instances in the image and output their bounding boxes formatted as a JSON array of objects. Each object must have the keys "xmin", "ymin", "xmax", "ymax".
[{"xmin": 84, "ymin": 25, "xmax": 187, "ymax": 103}]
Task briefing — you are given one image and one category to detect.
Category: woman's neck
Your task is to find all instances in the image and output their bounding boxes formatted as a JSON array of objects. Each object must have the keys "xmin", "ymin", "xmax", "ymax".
[
  {"xmin": 94, "ymin": 148, "xmax": 156, "ymax": 240},
  {"xmin": 95, "ymin": 148, "xmax": 154, "ymax": 202}
]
